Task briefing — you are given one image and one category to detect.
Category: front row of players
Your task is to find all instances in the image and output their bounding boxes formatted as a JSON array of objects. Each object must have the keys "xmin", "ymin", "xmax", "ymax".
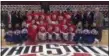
[{"xmin": 5, "ymin": 22, "xmax": 99, "ymax": 44}]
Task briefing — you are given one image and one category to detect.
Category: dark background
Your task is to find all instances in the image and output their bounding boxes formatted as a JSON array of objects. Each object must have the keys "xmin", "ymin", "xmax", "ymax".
[{"xmin": 1, "ymin": 1, "xmax": 109, "ymax": 5}]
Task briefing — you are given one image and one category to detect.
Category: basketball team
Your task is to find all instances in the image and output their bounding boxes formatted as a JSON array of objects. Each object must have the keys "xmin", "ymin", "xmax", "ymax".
[{"xmin": 4, "ymin": 7, "xmax": 104, "ymax": 45}]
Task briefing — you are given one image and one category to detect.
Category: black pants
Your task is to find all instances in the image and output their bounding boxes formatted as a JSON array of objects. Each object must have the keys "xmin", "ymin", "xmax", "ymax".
[{"xmin": 97, "ymin": 27, "xmax": 102, "ymax": 42}]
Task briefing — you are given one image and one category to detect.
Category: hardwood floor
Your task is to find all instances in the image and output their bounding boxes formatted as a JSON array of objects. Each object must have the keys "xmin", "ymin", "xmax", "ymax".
[{"xmin": 100, "ymin": 30, "xmax": 108, "ymax": 45}]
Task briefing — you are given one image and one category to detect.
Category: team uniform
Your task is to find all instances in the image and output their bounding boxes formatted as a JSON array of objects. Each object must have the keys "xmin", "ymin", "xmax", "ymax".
[
  {"xmin": 82, "ymin": 28, "xmax": 91, "ymax": 44},
  {"xmin": 58, "ymin": 15, "xmax": 64, "ymax": 24},
  {"xmin": 68, "ymin": 26, "xmax": 75, "ymax": 41},
  {"xmin": 38, "ymin": 26, "xmax": 47, "ymax": 41},
  {"xmin": 51, "ymin": 11, "xmax": 58, "ymax": 22},
  {"xmin": 90, "ymin": 29, "xmax": 99, "ymax": 44},
  {"xmin": 13, "ymin": 28, "xmax": 22, "ymax": 43},
  {"xmin": 52, "ymin": 25, "xmax": 61, "ymax": 41},
  {"xmin": 60, "ymin": 24, "xmax": 68, "ymax": 41},
  {"xmin": 28, "ymin": 25, "xmax": 38, "ymax": 41},
  {"xmin": 21, "ymin": 27, "xmax": 28, "ymax": 42},
  {"xmin": 73, "ymin": 27, "xmax": 82, "ymax": 43},
  {"xmin": 33, "ymin": 13, "xmax": 39, "ymax": 20},
  {"xmin": 26, "ymin": 15, "xmax": 32, "ymax": 27},
  {"xmin": 39, "ymin": 13, "xmax": 46, "ymax": 21},
  {"xmin": 46, "ymin": 25, "xmax": 53, "ymax": 41},
  {"xmin": 64, "ymin": 13, "xmax": 72, "ymax": 23},
  {"xmin": 5, "ymin": 28, "xmax": 13, "ymax": 43}
]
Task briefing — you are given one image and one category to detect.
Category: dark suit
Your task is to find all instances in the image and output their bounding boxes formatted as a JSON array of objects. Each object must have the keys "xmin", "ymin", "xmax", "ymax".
[
  {"xmin": 85, "ymin": 11, "xmax": 94, "ymax": 28},
  {"xmin": 11, "ymin": 11, "xmax": 19, "ymax": 29},
  {"xmin": 80, "ymin": 13, "xmax": 86, "ymax": 28},
  {"xmin": 17, "ymin": 11, "xmax": 23, "ymax": 26},
  {"xmin": 71, "ymin": 13, "xmax": 80, "ymax": 25},
  {"xmin": 1, "ymin": 11, "xmax": 8, "ymax": 29},
  {"xmin": 94, "ymin": 12, "xmax": 104, "ymax": 42}
]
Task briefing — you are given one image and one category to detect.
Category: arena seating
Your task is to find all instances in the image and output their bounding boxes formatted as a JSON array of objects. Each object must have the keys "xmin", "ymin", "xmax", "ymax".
[
  {"xmin": 1, "ymin": 5, "xmax": 108, "ymax": 12},
  {"xmin": 49, "ymin": 5, "xmax": 108, "ymax": 12}
]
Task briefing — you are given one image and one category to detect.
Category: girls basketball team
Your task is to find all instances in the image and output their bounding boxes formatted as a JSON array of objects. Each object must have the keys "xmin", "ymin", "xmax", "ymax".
[{"xmin": 5, "ymin": 9, "xmax": 99, "ymax": 45}]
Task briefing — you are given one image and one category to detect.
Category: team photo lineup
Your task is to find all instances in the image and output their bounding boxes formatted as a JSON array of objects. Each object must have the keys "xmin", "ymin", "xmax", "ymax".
[
  {"xmin": 1, "ymin": 1, "xmax": 109, "ymax": 56},
  {"xmin": 4, "ymin": 7, "xmax": 101, "ymax": 45}
]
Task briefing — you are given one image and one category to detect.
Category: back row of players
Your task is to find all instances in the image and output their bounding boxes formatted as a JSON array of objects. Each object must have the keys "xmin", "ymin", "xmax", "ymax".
[{"xmin": 5, "ymin": 10, "xmax": 99, "ymax": 44}]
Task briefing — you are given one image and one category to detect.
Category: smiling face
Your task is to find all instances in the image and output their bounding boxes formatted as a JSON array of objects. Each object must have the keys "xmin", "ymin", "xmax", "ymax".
[
  {"xmin": 63, "ymin": 19, "xmax": 67, "ymax": 23},
  {"xmin": 63, "ymin": 25, "xmax": 67, "ymax": 29},
  {"xmin": 22, "ymin": 21, "xmax": 26, "ymax": 27},
  {"xmin": 52, "ymin": 14, "xmax": 56, "ymax": 20},
  {"xmin": 58, "ymin": 16, "xmax": 63, "ymax": 21},
  {"xmin": 40, "ymin": 27, "xmax": 46, "ymax": 32},
  {"xmin": 66, "ymin": 14, "xmax": 71, "ymax": 19},
  {"xmin": 40, "ymin": 15, "xmax": 45, "ymax": 20},
  {"xmin": 33, "ymin": 25, "xmax": 37, "ymax": 29},
  {"xmin": 28, "ymin": 16, "xmax": 32, "ymax": 20},
  {"xmin": 8, "ymin": 24, "xmax": 12, "ymax": 28},
  {"xmin": 55, "ymin": 27, "xmax": 59, "ymax": 32},
  {"xmin": 34, "ymin": 15, "xmax": 39, "ymax": 20},
  {"xmin": 69, "ymin": 27, "xmax": 74, "ymax": 32},
  {"xmin": 39, "ymin": 21, "xmax": 44, "ymax": 25},
  {"xmin": 15, "ymin": 24, "xmax": 19, "ymax": 28},
  {"xmin": 47, "ymin": 18, "xmax": 52, "ymax": 24},
  {"xmin": 95, "ymin": 7, "xmax": 100, "ymax": 12},
  {"xmin": 32, "ymin": 20, "xmax": 35, "ymax": 24},
  {"xmin": 48, "ymin": 25, "xmax": 53, "ymax": 30}
]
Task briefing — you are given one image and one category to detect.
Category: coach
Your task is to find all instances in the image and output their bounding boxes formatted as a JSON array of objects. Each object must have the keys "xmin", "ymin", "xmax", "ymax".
[{"xmin": 94, "ymin": 7, "xmax": 104, "ymax": 42}]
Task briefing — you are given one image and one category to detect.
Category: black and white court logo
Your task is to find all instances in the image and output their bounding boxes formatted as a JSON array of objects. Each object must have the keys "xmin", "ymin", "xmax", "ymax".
[{"xmin": 1, "ymin": 44, "xmax": 108, "ymax": 56}]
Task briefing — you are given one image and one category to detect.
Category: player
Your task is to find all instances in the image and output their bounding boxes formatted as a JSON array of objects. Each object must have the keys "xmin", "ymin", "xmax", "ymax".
[
  {"xmin": 33, "ymin": 14, "xmax": 39, "ymax": 21},
  {"xmin": 13, "ymin": 24, "xmax": 22, "ymax": 44},
  {"xmin": 21, "ymin": 22, "xmax": 28, "ymax": 42},
  {"xmin": 60, "ymin": 23, "xmax": 68, "ymax": 41},
  {"xmin": 26, "ymin": 15, "xmax": 32, "ymax": 27},
  {"xmin": 52, "ymin": 25, "xmax": 61, "ymax": 41},
  {"xmin": 38, "ymin": 26, "xmax": 47, "ymax": 42},
  {"xmin": 45, "ymin": 15, "xmax": 52, "ymax": 24},
  {"xmin": 82, "ymin": 27, "xmax": 90, "ymax": 44},
  {"xmin": 58, "ymin": 15, "xmax": 64, "ymax": 24},
  {"xmin": 73, "ymin": 27, "xmax": 82, "ymax": 44},
  {"xmin": 5, "ymin": 24, "xmax": 13, "ymax": 44},
  {"xmin": 28, "ymin": 25, "xmax": 38, "ymax": 42},
  {"xmin": 90, "ymin": 23, "xmax": 99, "ymax": 44},
  {"xmin": 89, "ymin": 28, "xmax": 99, "ymax": 44},
  {"xmin": 68, "ymin": 26, "xmax": 76, "ymax": 42}
]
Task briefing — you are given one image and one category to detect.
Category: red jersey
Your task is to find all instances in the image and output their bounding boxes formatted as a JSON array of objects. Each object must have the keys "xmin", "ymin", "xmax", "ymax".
[
  {"xmin": 28, "ymin": 25, "xmax": 38, "ymax": 41},
  {"xmin": 38, "ymin": 21, "xmax": 48, "ymax": 28},
  {"xmin": 26, "ymin": 14, "xmax": 32, "ymax": 24},
  {"xmin": 33, "ymin": 13, "xmax": 39, "ymax": 20},
  {"xmin": 68, "ymin": 24, "xmax": 76, "ymax": 33},
  {"xmin": 35, "ymin": 20, "xmax": 40, "ymax": 25},
  {"xmin": 26, "ymin": 19, "xmax": 32, "ymax": 25},
  {"xmin": 45, "ymin": 14, "xmax": 51, "ymax": 23},
  {"xmin": 51, "ymin": 14, "xmax": 57, "ymax": 21},
  {"xmin": 46, "ymin": 25, "xmax": 53, "ymax": 33},
  {"xmin": 64, "ymin": 13, "xmax": 71, "ymax": 19},
  {"xmin": 58, "ymin": 15, "xmax": 64, "ymax": 23},
  {"xmin": 60, "ymin": 24, "xmax": 68, "ymax": 33},
  {"xmin": 53, "ymin": 24, "xmax": 60, "ymax": 33},
  {"xmin": 38, "ymin": 26, "xmax": 46, "ymax": 33}
]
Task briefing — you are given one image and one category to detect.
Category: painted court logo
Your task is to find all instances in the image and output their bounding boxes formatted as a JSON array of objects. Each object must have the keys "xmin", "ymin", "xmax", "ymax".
[{"xmin": 1, "ymin": 44, "xmax": 108, "ymax": 56}]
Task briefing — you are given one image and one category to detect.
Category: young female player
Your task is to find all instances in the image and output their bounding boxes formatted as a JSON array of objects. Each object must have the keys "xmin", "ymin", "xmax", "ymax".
[
  {"xmin": 28, "ymin": 25, "xmax": 38, "ymax": 42},
  {"xmin": 38, "ymin": 26, "xmax": 47, "ymax": 42},
  {"xmin": 52, "ymin": 25, "xmax": 61, "ymax": 41},
  {"xmin": 46, "ymin": 24, "xmax": 53, "ymax": 42},
  {"xmin": 21, "ymin": 22, "xmax": 28, "ymax": 42},
  {"xmin": 5, "ymin": 24, "xmax": 13, "ymax": 44},
  {"xmin": 13, "ymin": 24, "xmax": 22, "ymax": 44}
]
